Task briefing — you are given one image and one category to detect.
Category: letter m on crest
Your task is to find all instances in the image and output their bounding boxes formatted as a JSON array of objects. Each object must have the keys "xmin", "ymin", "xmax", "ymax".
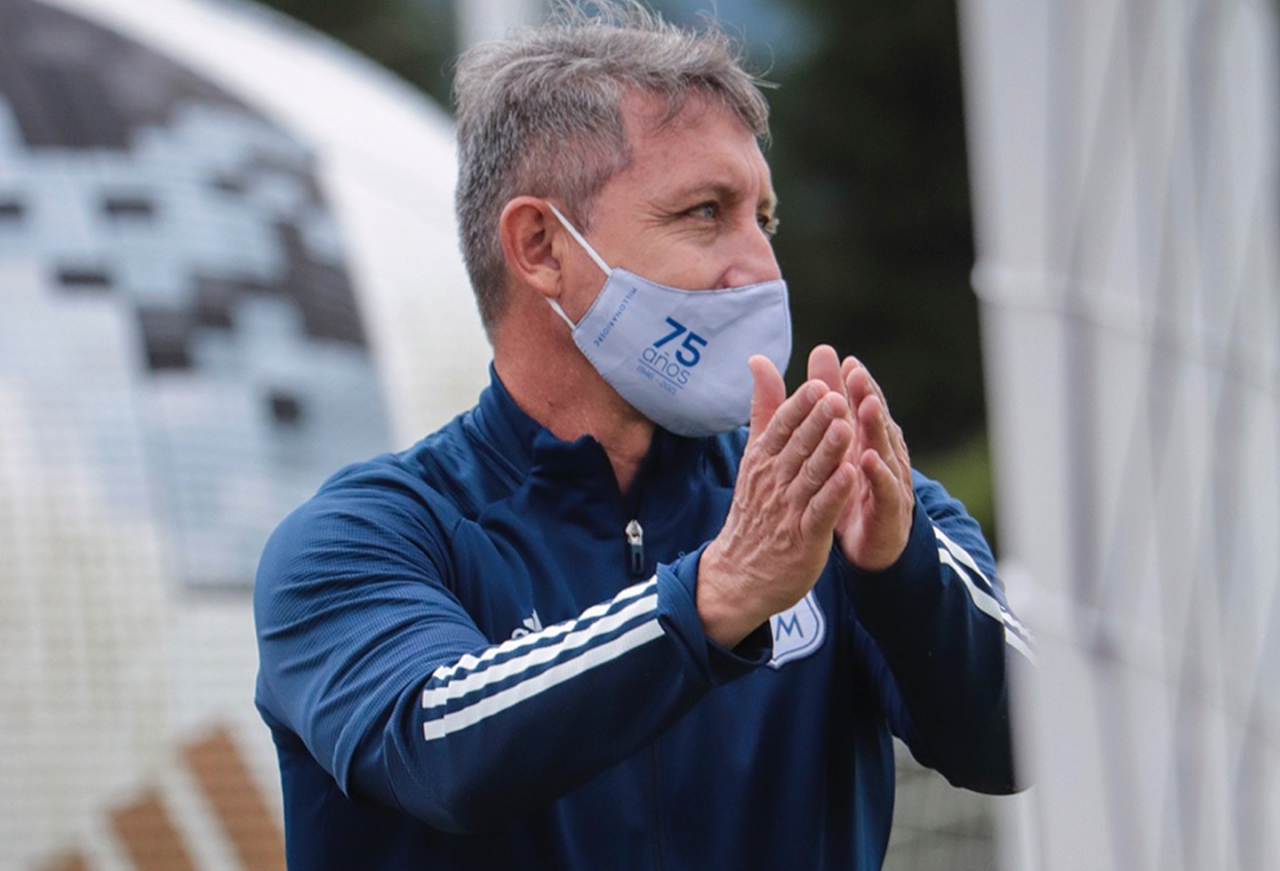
[{"xmin": 768, "ymin": 592, "xmax": 826, "ymax": 669}]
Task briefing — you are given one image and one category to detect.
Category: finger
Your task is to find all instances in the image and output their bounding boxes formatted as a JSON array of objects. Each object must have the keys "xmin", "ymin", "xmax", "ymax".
[
  {"xmin": 801, "ymin": 457, "xmax": 857, "ymax": 543},
  {"xmin": 845, "ymin": 358, "xmax": 910, "ymax": 473},
  {"xmin": 858, "ymin": 447, "xmax": 910, "ymax": 521},
  {"xmin": 773, "ymin": 389, "xmax": 849, "ymax": 483},
  {"xmin": 888, "ymin": 418, "xmax": 911, "ymax": 477},
  {"xmin": 788, "ymin": 413, "xmax": 854, "ymax": 504},
  {"xmin": 855, "ymin": 392, "xmax": 888, "ymax": 447},
  {"xmin": 842, "ymin": 356, "xmax": 881, "ymax": 409},
  {"xmin": 746, "ymin": 355, "xmax": 787, "ymax": 448},
  {"xmin": 855, "ymin": 393, "xmax": 901, "ymax": 478},
  {"xmin": 753, "ymin": 377, "xmax": 832, "ymax": 457},
  {"xmin": 808, "ymin": 345, "xmax": 845, "ymax": 399}
]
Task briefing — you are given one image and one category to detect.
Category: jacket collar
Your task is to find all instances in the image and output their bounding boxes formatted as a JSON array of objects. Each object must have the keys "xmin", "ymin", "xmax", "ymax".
[{"xmin": 470, "ymin": 364, "xmax": 705, "ymax": 490}]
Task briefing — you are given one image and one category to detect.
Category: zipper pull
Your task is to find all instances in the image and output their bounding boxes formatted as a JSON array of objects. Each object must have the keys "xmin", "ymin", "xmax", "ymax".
[{"xmin": 625, "ymin": 519, "xmax": 645, "ymax": 578}]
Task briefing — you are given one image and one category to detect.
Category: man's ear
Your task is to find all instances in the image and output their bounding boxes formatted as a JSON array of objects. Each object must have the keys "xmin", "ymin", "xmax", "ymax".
[{"xmin": 499, "ymin": 197, "xmax": 562, "ymax": 300}]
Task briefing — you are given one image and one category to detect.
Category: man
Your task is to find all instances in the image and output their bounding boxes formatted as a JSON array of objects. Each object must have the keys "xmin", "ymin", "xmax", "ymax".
[{"xmin": 254, "ymin": 3, "xmax": 1032, "ymax": 869}]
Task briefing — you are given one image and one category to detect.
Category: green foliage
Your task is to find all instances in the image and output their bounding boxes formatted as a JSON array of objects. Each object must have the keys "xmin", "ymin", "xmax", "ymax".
[{"xmin": 765, "ymin": 1, "xmax": 984, "ymax": 460}]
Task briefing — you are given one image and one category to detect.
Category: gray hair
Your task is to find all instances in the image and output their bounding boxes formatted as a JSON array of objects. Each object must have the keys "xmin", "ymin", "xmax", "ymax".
[{"xmin": 453, "ymin": 0, "xmax": 771, "ymax": 333}]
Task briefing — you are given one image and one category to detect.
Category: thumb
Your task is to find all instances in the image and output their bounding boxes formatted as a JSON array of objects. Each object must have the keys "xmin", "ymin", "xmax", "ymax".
[{"xmin": 746, "ymin": 354, "xmax": 785, "ymax": 447}]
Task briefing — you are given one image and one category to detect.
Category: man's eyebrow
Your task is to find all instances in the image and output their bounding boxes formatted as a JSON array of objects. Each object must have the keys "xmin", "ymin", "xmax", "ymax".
[{"xmin": 660, "ymin": 181, "xmax": 778, "ymax": 213}]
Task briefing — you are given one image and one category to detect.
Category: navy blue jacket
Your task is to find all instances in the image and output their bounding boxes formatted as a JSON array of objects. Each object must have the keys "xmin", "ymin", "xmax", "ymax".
[{"xmin": 254, "ymin": 371, "xmax": 1031, "ymax": 870}]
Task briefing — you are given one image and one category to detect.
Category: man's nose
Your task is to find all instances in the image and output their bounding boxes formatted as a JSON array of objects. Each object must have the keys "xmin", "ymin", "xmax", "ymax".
[{"xmin": 719, "ymin": 223, "xmax": 782, "ymax": 288}]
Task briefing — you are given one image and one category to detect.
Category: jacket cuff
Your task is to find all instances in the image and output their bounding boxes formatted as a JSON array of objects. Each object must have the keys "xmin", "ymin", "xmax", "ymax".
[
  {"xmin": 835, "ymin": 501, "xmax": 937, "ymax": 599},
  {"xmin": 656, "ymin": 543, "xmax": 773, "ymax": 686}
]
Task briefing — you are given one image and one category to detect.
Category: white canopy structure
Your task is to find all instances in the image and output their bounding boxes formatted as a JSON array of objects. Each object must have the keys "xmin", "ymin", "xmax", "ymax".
[
  {"xmin": 0, "ymin": 0, "xmax": 488, "ymax": 867},
  {"xmin": 960, "ymin": 1, "xmax": 1280, "ymax": 869}
]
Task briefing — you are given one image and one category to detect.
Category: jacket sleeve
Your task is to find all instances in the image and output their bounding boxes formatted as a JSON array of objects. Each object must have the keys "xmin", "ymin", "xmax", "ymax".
[
  {"xmin": 254, "ymin": 471, "xmax": 770, "ymax": 833},
  {"xmin": 841, "ymin": 470, "xmax": 1034, "ymax": 794}
]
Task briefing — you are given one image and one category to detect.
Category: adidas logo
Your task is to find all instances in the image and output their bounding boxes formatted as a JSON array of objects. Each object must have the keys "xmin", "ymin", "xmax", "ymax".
[{"xmin": 510, "ymin": 610, "xmax": 543, "ymax": 639}]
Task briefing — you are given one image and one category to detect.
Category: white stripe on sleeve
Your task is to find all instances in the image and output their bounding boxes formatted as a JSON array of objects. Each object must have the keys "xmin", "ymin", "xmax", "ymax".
[
  {"xmin": 429, "ymin": 579, "xmax": 657, "ymax": 684},
  {"xmin": 422, "ymin": 590, "xmax": 659, "ymax": 709},
  {"xmin": 932, "ymin": 528, "xmax": 1035, "ymax": 662},
  {"xmin": 422, "ymin": 619, "xmax": 665, "ymax": 741},
  {"xmin": 419, "ymin": 578, "xmax": 667, "ymax": 742},
  {"xmin": 933, "ymin": 527, "xmax": 1032, "ymax": 639},
  {"xmin": 936, "ymin": 548, "xmax": 1035, "ymax": 663}
]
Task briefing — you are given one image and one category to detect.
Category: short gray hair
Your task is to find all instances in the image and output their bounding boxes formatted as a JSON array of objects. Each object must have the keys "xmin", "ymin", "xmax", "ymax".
[{"xmin": 453, "ymin": 0, "xmax": 771, "ymax": 333}]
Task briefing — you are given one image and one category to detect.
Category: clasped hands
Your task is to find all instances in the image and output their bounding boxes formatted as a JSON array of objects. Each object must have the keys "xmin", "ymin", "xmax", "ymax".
[{"xmin": 698, "ymin": 345, "xmax": 915, "ymax": 648}]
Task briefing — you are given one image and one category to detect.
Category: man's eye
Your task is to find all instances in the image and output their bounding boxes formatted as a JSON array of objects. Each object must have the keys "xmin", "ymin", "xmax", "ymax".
[
  {"xmin": 759, "ymin": 213, "xmax": 779, "ymax": 237},
  {"xmin": 688, "ymin": 202, "xmax": 719, "ymax": 220}
]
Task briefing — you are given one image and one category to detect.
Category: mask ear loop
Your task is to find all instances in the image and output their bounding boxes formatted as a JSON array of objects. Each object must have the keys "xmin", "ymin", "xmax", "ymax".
[
  {"xmin": 544, "ymin": 293, "xmax": 578, "ymax": 330},
  {"xmin": 546, "ymin": 202, "xmax": 612, "ymax": 275},
  {"xmin": 543, "ymin": 202, "xmax": 614, "ymax": 330}
]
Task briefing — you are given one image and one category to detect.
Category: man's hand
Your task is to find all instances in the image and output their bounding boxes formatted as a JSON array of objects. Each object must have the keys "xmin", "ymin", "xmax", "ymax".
[
  {"xmin": 697, "ymin": 356, "xmax": 857, "ymax": 648},
  {"xmin": 806, "ymin": 345, "xmax": 915, "ymax": 572}
]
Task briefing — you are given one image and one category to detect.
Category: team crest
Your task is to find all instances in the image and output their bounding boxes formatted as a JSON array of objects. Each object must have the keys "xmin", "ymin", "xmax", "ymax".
[{"xmin": 768, "ymin": 591, "xmax": 826, "ymax": 669}]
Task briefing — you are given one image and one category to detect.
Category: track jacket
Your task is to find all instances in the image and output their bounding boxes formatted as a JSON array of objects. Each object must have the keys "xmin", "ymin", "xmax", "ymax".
[{"xmin": 254, "ymin": 369, "xmax": 1032, "ymax": 870}]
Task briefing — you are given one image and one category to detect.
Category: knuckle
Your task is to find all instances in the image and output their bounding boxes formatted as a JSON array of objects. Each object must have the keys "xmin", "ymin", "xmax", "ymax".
[{"xmin": 801, "ymin": 460, "xmax": 826, "ymax": 490}]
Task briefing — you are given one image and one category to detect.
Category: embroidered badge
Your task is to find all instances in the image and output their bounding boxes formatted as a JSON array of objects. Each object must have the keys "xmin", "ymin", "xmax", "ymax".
[{"xmin": 768, "ymin": 591, "xmax": 826, "ymax": 669}]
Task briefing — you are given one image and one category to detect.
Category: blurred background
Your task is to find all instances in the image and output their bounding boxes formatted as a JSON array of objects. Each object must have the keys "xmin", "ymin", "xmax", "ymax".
[{"xmin": 1, "ymin": 0, "xmax": 1276, "ymax": 870}]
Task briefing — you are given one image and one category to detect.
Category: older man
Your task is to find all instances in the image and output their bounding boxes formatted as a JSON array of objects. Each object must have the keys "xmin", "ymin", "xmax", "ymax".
[{"xmin": 254, "ymin": 3, "xmax": 1031, "ymax": 869}]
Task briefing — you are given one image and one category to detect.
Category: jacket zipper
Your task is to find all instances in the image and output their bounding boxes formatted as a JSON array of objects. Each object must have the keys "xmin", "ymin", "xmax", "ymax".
[{"xmin": 625, "ymin": 519, "xmax": 645, "ymax": 578}]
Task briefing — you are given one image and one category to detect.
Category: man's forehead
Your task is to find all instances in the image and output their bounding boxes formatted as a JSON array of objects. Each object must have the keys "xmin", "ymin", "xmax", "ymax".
[{"xmin": 618, "ymin": 89, "xmax": 774, "ymax": 196}]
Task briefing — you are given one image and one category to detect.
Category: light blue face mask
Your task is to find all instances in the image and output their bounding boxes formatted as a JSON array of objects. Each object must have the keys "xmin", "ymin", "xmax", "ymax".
[{"xmin": 545, "ymin": 203, "xmax": 792, "ymax": 437}]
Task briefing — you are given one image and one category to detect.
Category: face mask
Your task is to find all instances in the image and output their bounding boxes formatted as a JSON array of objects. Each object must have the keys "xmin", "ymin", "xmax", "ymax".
[{"xmin": 544, "ymin": 203, "xmax": 792, "ymax": 437}]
